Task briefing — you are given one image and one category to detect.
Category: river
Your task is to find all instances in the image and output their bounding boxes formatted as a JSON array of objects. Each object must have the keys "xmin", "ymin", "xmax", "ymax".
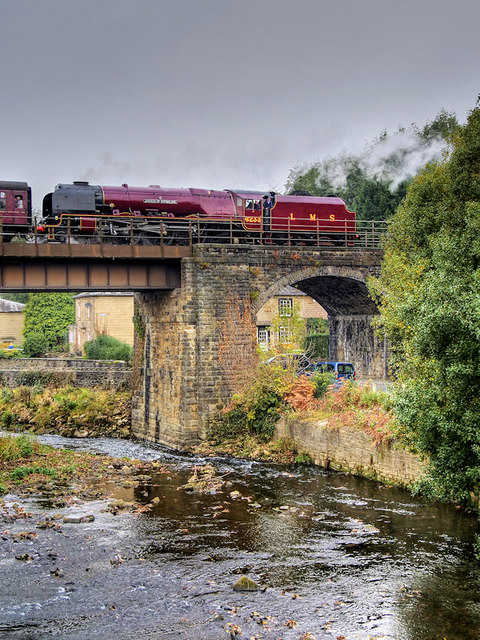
[{"xmin": 1, "ymin": 434, "xmax": 479, "ymax": 639}]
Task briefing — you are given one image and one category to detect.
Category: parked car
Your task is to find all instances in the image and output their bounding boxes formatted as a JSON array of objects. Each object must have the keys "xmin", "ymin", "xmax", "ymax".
[{"xmin": 298, "ymin": 360, "xmax": 356, "ymax": 383}]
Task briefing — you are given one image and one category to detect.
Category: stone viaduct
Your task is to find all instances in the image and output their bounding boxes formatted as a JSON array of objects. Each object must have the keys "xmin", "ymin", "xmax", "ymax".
[{"xmin": 131, "ymin": 244, "xmax": 384, "ymax": 449}]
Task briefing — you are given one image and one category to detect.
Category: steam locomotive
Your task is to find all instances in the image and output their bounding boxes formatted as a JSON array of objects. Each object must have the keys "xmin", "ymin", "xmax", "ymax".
[{"xmin": 0, "ymin": 180, "xmax": 356, "ymax": 244}]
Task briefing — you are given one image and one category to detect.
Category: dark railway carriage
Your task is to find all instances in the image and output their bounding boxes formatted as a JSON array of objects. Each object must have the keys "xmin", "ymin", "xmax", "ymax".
[
  {"xmin": 0, "ymin": 181, "xmax": 32, "ymax": 234},
  {"xmin": 41, "ymin": 181, "xmax": 356, "ymax": 244}
]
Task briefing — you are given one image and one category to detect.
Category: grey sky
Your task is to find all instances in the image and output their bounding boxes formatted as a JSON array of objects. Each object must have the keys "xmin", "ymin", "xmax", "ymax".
[{"xmin": 1, "ymin": 0, "xmax": 479, "ymax": 208}]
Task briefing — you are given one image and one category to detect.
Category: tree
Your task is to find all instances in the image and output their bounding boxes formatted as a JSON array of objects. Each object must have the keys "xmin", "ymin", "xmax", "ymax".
[
  {"xmin": 368, "ymin": 100, "xmax": 480, "ymax": 506},
  {"xmin": 23, "ymin": 293, "xmax": 75, "ymax": 351},
  {"xmin": 285, "ymin": 110, "xmax": 459, "ymax": 222},
  {"xmin": 1, "ymin": 293, "xmax": 29, "ymax": 304}
]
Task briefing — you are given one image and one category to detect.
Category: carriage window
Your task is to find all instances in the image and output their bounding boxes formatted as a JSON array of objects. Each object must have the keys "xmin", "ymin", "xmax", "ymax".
[
  {"xmin": 14, "ymin": 195, "xmax": 24, "ymax": 208},
  {"xmin": 0, "ymin": 193, "xmax": 5, "ymax": 210}
]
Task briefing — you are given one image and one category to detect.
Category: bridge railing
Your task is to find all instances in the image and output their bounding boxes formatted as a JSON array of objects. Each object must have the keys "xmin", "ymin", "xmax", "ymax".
[{"xmin": 0, "ymin": 217, "xmax": 389, "ymax": 248}]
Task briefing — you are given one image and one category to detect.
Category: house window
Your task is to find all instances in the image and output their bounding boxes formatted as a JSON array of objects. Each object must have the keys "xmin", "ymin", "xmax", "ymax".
[
  {"xmin": 257, "ymin": 326, "xmax": 270, "ymax": 351},
  {"xmin": 85, "ymin": 302, "xmax": 92, "ymax": 320},
  {"xmin": 278, "ymin": 298, "xmax": 293, "ymax": 317},
  {"xmin": 279, "ymin": 325, "xmax": 291, "ymax": 343}
]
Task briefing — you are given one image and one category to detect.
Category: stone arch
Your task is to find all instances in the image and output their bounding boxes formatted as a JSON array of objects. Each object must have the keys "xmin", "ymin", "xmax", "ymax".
[
  {"xmin": 253, "ymin": 265, "xmax": 378, "ymax": 316},
  {"xmin": 253, "ymin": 265, "xmax": 384, "ymax": 379}
]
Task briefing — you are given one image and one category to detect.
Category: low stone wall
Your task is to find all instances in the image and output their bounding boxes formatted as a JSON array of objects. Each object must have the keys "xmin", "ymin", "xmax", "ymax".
[
  {"xmin": 276, "ymin": 416, "xmax": 423, "ymax": 487},
  {"xmin": 0, "ymin": 358, "xmax": 132, "ymax": 390}
]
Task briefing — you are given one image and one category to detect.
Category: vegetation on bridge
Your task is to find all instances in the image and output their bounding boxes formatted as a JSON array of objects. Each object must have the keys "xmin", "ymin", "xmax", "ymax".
[{"xmin": 369, "ymin": 99, "xmax": 480, "ymax": 508}]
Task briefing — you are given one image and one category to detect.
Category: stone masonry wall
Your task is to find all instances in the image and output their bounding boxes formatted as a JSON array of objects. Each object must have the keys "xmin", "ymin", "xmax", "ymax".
[
  {"xmin": 132, "ymin": 245, "xmax": 384, "ymax": 449},
  {"xmin": 0, "ymin": 358, "xmax": 131, "ymax": 389},
  {"xmin": 276, "ymin": 417, "xmax": 422, "ymax": 487},
  {"xmin": 132, "ymin": 252, "xmax": 258, "ymax": 448},
  {"xmin": 329, "ymin": 315, "xmax": 388, "ymax": 378}
]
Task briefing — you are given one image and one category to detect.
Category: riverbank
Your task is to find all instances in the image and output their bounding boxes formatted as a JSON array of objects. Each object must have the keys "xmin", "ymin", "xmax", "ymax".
[
  {"xmin": 199, "ymin": 379, "xmax": 423, "ymax": 489},
  {"xmin": 0, "ymin": 433, "xmax": 162, "ymax": 509},
  {"xmin": 0, "ymin": 386, "xmax": 131, "ymax": 439},
  {"xmin": 0, "ymin": 381, "xmax": 423, "ymax": 491}
]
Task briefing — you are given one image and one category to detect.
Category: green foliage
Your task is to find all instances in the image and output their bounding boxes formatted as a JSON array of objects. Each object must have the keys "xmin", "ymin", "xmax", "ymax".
[
  {"xmin": 84, "ymin": 334, "xmax": 133, "ymax": 363},
  {"xmin": 311, "ymin": 371, "xmax": 335, "ymax": 399},
  {"xmin": 23, "ymin": 293, "xmax": 75, "ymax": 350},
  {"xmin": 17, "ymin": 371, "xmax": 68, "ymax": 387},
  {"xmin": 133, "ymin": 309, "xmax": 146, "ymax": 341},
  {"xmin": 269, "ymin": 300, "xmax": 307, "ymax": 352},
  {"xmin": 369, "ymin": 100, "xmax": 480, "ymax": 507},
  {"xmin": 304, "ymin": 334, "xmax": 329, "ymax": 359},
  {"xmin": 10, "ymin": 466, "xmax": 57, "ymax": 481},
  {"xmin": 0, "ymin": 349, "xmax": 21, "ymax": 359},
  {"xmin": 22, "ymin": 332, "xmax": 49, "ymax": 357},
  {"xmin": 294, "ymin": 451, "xmax": 313, "ymax": 464},
  {"xmin": 285, "ymin": 111, "xmax": 459, "ymax": 221},
  {"xmin": 213, "ymin": 362, "xmax": 295, "ymax": 441},
  {"xmin": 0, "ymin": 386, "xmax": 131, "ymax": 437},
  {"xmin": 0, "ymin": 433, "xmax": 36, "ymax": 461},
  {"xmin": 306, "ymin": 317, "xmax": 328, "ymax": 334}
]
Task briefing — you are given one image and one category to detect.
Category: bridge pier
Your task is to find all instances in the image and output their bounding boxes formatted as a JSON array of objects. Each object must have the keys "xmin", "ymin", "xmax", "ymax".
[
  {"xmin": 329, "ymin": 315, "xmax": 387, "ymax": 379},
  {"xmin": 131, "ymin": 253, "xmax": 257, "ymax": 448},
  {"xmin": 132, "ymin": 246, "xmax": 386, "ymax": 448}
]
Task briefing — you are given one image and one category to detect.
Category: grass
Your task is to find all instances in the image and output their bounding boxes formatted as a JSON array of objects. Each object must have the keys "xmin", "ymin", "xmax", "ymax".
[
  {"xmin": 0, "ymin": 385, "xmax": 131, "ymax": 437},
  {"xmin": 0, "ymin": 432, "xmax": 109, "ymax": 495}
]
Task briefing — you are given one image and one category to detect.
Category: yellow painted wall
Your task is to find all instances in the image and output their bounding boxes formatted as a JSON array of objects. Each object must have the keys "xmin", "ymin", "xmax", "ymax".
[
  {"xmin": 73, "ymin": 295, "xmax": 134, "ymax": 353},
  {"xmin": 0, "ymin": 312, "xmax": 24, "ymax": 345}
]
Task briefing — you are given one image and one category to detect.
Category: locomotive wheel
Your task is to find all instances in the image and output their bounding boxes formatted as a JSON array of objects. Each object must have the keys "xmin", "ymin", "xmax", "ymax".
[
  {"xmin": 133, "ymin": 232, "xmax": 156, "ymax": 246},
  {"xmin": 164, "ymin": 230, "xmax": 190, "ymax": 246}
]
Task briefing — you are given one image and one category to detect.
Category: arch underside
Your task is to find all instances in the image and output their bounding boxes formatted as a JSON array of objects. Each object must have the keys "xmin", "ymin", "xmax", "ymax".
[{"xmin": 293, "ymin": 276, "xmax": 378, "ymax": 316}]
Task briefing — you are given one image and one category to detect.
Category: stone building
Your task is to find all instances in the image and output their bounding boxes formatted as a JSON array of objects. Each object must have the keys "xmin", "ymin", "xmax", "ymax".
[
  {"xmin": 0, "ymin": 298, "xmax": 25, "ymax": 346},
  {"xmin": 256, "ymin": 285, "xmax": 327, "ymax": 351},
  {"xmin": 70, "ymin": 292, "xmax": 134, "ymax": 354}
]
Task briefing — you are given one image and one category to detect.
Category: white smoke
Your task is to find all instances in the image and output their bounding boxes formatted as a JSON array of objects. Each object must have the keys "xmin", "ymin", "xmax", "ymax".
[
  {"xmin": 358, "ymin": 129, "xmax": 448, "ymax": 188},
  {"xmin": 288, "ymin": 125, "xmax": 452, "ymax": 194}
]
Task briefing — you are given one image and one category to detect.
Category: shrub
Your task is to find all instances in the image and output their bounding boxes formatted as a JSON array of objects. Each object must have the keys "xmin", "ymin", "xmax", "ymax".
[
  {"xmin": 84, "ymin": 334, "xmax": 133, "ymax": 363},
  {"xmin": 311, "ymin": 371, "xmax": 335, "ymax": 399},
  {"xmin": 23, "ymin": 332, "xmax": 48, "ymax": 357}
]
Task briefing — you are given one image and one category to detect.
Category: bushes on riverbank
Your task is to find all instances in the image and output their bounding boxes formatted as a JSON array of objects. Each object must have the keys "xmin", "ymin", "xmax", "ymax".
[
  {"xmin": 208, "ymin": 362, "xmax": 394, "ymax": 455},
  {"xmin": 0, "ymin": 386, "xmax": 131, "ymax": 438}
]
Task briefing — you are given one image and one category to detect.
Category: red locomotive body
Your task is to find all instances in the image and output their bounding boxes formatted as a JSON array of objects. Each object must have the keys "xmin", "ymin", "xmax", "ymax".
[{"xmin": 41, "ymin": 181, "xmax": 355, "ymax": 243}]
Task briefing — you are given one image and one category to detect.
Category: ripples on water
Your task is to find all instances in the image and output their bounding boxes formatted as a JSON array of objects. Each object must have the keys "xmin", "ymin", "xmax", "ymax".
[{"xmin": 1, "ymin": 432, "xmax": 479, "ymax": 639}]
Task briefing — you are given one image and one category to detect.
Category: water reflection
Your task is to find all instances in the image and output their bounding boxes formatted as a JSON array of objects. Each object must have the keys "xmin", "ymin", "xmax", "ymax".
[{"xmin": 9, "ymin": 433, "xmax": 480, "ymax": 639}]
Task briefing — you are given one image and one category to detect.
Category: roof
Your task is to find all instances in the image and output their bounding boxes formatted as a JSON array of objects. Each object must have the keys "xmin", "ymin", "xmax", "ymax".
[
  {"xmin": 74, "ymin": 292, "xmax": 135, "ymax": 299},
  {"xmin": 276, "ymin": 285, "xmax": 305, "ymax": 296},
  {"xmin": 0, "ymin": 298, "xmax": 26, "ymax": 312}
]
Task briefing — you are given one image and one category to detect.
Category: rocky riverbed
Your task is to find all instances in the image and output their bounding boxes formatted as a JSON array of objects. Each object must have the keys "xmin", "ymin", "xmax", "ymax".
[{"xmin": 1, "ymin": 433, "xmax": 480, "ymax": 639}]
